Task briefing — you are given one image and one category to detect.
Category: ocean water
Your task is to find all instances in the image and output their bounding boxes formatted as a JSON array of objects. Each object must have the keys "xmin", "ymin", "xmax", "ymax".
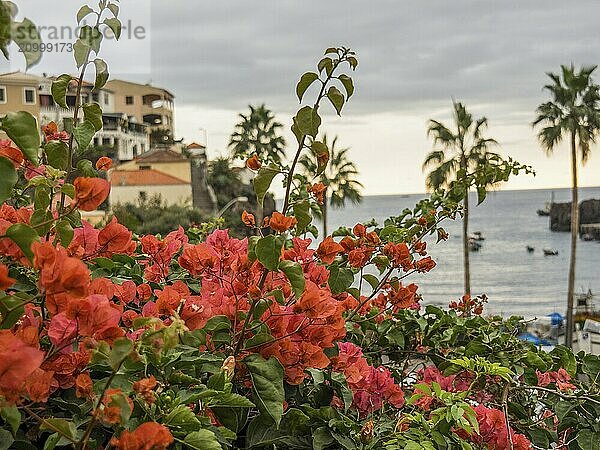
[{"xmin": 322, "ymin": 187, "xmax": 600, "ymax": 318}]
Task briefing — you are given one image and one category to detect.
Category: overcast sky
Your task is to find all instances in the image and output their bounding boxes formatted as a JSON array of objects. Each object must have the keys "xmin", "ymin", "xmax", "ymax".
[{"xmin": 8, "ymin": 1, "xmax": 600, "ymax": 195}]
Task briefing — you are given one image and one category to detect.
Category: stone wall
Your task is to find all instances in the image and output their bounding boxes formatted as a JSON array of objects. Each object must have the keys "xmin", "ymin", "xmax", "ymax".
[{"xmin": 550, "ymin": 199, "xmax": 600, "ymax": 232}]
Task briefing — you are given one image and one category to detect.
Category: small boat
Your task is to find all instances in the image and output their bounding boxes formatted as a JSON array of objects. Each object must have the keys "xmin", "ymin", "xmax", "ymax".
[
  {"xmin": 468, "ymin": 239, "xmax": 482, "ymax": 252},
  {"xmin": 471, "ymin": 231, "xmax": 485, "ymax": 241},
  {"xmin": 537, "ymin": 209, "xmax": 550, "ymax": 216},
  {"xmin": 526, "ymin": 245, "xmax": 535, "ymax": 252},
  {"xmin": 582, "ymin": 233, "xmax": 595, "ymax": 242},
  {"xmin": 537, "ymin": 191, "xmax": 554, "ymax": 217},
  {"xmin": 543, "ymin": 249, "xmax": 559, "ymax": 256}
]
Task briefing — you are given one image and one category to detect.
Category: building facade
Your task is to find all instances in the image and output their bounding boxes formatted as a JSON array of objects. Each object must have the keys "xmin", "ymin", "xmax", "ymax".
[
  {"xmin": 105, "ymin": 79, "xmax": 175, "ymax": 146},
  {"xmin": 0, "ymin": 71, "xmax": 168, "ymax": 162}
]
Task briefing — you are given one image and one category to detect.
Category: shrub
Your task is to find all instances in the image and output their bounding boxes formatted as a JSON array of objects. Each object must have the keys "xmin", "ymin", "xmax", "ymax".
[{"xmin": 0, "ymin": 4, "xmax": 598, "ymax": 450}]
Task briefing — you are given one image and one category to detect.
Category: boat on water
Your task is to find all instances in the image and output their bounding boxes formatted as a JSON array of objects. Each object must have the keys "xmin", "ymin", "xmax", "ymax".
[
  {"xmin": 537, "ymin": 191, "xmax": 554, "ymax": 217},
  {"xmin": 543, "ymin": 249, "xmax": 558, "ymax": 256},
  {"xmin": 521, "ymin": 290, "xmax": 600, "ymax": 354},
  {"xmin": 526, "ymin": 245, "xmax": 535, "ymax": 252},
  {"xmin": 470, "ymin": 231, "xmax": 485, "ymax": 241},
  {"xmin": 468, "ymin": 239, "xmax": 482, "ymax": 252}
]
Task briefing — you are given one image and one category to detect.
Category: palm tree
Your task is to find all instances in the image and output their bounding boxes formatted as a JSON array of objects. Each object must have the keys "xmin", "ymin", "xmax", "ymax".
[
  {"xmin": 533, "ymin": 64, "xmax": 600, "ymax": 348},
  {"xmin": 423, "ymin": 101, "xmax": 499, "ymax": 296},
  {"xmin": 228, "ymin": 104, "xmax": 286, "ymax": 163},
  {"xmin": 299, "ymin": 135, "xmax": 363, "ymax": 236}
]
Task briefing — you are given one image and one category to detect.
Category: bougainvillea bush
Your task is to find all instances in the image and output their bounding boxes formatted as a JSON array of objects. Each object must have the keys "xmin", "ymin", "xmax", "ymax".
[{"xmin": 1, "ymin": 3, "xmax": 600, "ymax": 450}]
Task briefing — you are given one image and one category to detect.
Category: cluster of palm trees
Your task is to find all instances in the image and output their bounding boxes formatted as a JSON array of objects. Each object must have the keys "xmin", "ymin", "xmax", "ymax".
[
  {"xmin": 424, "ymin": 65, "xmax": 600, "ymax": 348},
  {"xmin": 225, "ymin": 104, "xmax": 363, "ymax": 236}
]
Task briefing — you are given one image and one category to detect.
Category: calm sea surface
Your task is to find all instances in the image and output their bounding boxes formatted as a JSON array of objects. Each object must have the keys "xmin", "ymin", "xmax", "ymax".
[{"xmin": 319, "ymin": 187, "xmax": 600, "ymax": 318}]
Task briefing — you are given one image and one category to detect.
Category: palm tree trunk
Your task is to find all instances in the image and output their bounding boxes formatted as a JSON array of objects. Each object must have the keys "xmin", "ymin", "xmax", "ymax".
[
  {"xmin": 463, "ymin": 187, "xmax": 471, "ymax": 296},
  {"xmin": 565, "ymin": 131, "xmax": 579, "ymax": 348},
  {"xmin": 322, "ymin": 191, "xmax": 328, "ymax": 237}
]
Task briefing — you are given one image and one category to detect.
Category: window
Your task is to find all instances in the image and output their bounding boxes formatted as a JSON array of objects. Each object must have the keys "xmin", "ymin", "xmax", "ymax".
[
  {"xmin": 125, "ymin": 96, "xmax": 134, "ymax": 105},
  {"xmin": 139, "ymin": 165, "xmax": 151, "ymax": 170},
  {"xmin": 0, "ymin": 86, "xmax": 6, "ymax": 104},
  {"xmin": 104, "ymin": 93, "xmax": 109, "ymax": 105},
  {"xmin": 92, "ymin": 93, "xmax": 99, "ymax": 102},
  {"xmin": 24, "ymin": 88, "xmax": 36, "ymax": 104},
  {"xmin": 102, "ymin": 137, "xmax": 111, "ymax": 146}
]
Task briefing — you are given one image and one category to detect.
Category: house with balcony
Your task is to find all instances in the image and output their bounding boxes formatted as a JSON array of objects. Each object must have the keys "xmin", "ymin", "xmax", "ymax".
[
  {"xmin": 105, "ymin": 79, "xmax": 175, "ymax": 146},
  {"xmin": 0, "ymin": 71, "xmax": 151, "ymax": 162}
]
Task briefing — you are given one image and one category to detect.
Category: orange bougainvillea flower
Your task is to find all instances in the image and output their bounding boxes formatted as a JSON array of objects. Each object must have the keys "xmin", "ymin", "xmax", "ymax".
[
  {"xmin": 0, "ymin": 330, "xmax": 44, "ymax": 398},
  {"xmin": 111, "ymin": 422, "xmax": 174, "ymax": 450},
  {"xmin": 269, "ymin": 211, "xmax": 297, "ymax": 233},
  {"xmin": 133, "ymin": 375, "xmax": 158, "ymax": 404},
  {"xmin": 75, "ymin": 372, "xmax": 94, "ymax": 399},
  {"xmin": 246, "ymin": 154, "xmax": 262, "ymax": 170},
  {"xmin": 42, "ymin": 121, "xmax": 58, "ymax": 137},
  {"xmin": 24, "ymin": 368, "xmax": 54, "ymax": 403},
  {"xmin": 310, "ymin": 182, "xmax": 326, "ymax": 203},
  {"xmin": 242, "ymin": 210, "xmax": 255, "ymax": 226},
  {"xmin": 0, "ymin": 263, "xmax": 15, "ymax": 290},
  {"xmin": 73, "ymin": 177, "xmax": 110, "ymax": 211},
  {"xmin": 95, "ymin": 156, "xmax": 113, "ymax": 171},
  {"xmin": 0, "ymin": 140, "xmax": 24, "ymax": 167},
  {"xmin": 316, "ymin": 236, "xmax": 344, "ymax": 265},
  {"xmin": 100, "ymin": 388, "xmax": 134, "ymax": 425}
]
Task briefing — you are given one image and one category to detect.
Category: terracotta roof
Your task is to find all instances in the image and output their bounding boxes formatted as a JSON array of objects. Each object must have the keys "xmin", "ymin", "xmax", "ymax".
[
  {"xmin": 110, "ymin": 169, "xmax": 189, "ymax": 186},
  {"xmin": 187, "ymin": 142, "xmax": 206, "ymax": 149},
  {"xmin": 0, "ymin": 71, "xmax": 44, "ymax": 83},
  {"xmin": 134, "ymin": 149, "xmax": 188, "ymax": 163}
]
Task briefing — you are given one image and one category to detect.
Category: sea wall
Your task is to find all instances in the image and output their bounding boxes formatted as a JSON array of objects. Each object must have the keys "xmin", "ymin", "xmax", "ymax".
[{"xmin": 550, "ymin": 199, "xmax": 600, "ymax": 232}]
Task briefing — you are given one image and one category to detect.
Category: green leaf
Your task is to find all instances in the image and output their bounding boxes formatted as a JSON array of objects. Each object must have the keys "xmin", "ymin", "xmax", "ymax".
[
  {"xmin": 56, "ymin": 220, "xmax": 74, "ymax": 247},
  {"xmin": 43, "ymin": 433, "xmax": 61, "ymax": 450},
  {"xmin": 327, "ymin": 86, "xmax": 344, "ymax": 115},
  {"xmin": 328, "ymin": 264, "xmax": 354, "ymax": 295},
  {"xmin": 292, "ymin": 200, "xmax": 312, "ymax": 232},
  {"xmin": 103, "ymin": 17, "xmax": 122, "ymax": 39},
  {"xmin": 108, "ymin": 338, "xmax": 133, "ymax": 370},
  {"xmin": 318, "ymin": 57, "xmax": 333, "ymax": 75},
  {"xmin": 1, "ymin": 111, "xmax": 40, "ymax": 164},
  {"xmin": 0, "ymin": 405, "xmax": 20, "ymax": 434},
  {"xmin": 39, "ymin": 418, "xmax": 77, "ymax": 440},
  {"xmin": 73, "ymin": 120, "xmax": 96, "ymax": 151},
  {"xmin": 310, "ymin": 140, "xmax": 329, "ymax": 176},
  {"xmin": 576, "ymin": 429, "xmax": 600, "ymax": 450},
  {"xmin": 93, "ymin": 58, "xmax": 109, "ymax": 90},
  {"xmin": 73, "ymin": 39, "xmax": 89, "ymax": 68},
  {"xmin": 11, "ymin": 18, "xmax": 42, "ymax": 69},
  {"xmin": 30, "ymin": 209, "xmax": 53, "ymax": 236},
  {"xmin": 165, "ymin": 404, "xmax": 201, "ymax": 430},
  {"xmin": 76, "ymin": 158, "xmax": 96, "ymax": 176},
  {"xmin": 296, "ymin": 72, "xmax": 319, "ymax": 102},
  {"xmin": 51, "ymin": 74, "xmax": 72, "ymax": 109},
  {"xmin": 45, "ymin": 141, "xmax": 69, "ymax": 170},
  {"xmin": 107, "ymin": 3, "xmax": 120, "ymax": 17},
  {"xmin": 253, "ymin": 164, "xmax": 279, "ymax": 207},
  {"xmin": 313, "ymin": 427, "xmax": 334, "ymax": 450},
  {"xmin": 77, "ymin": 5, "xmax": 94, "ymax": 23},
  {"xmin": 338, "ymin": 74, "xmax": 354, "ymax": 98},
  {"xmin": 5, "ymin": 223, "xmax": 39, "ymax": 261},
  {"xmin": 0, "ymin": 295, "xmax": 26, "ymax": 329},
  {"xmin": 255, "ymin": 235, "xmax": 283, "ymax": 271},
  {"xmin": 362, "ymin": 274, "xmax": 379, "ymax": 290},
  {"xmin": 80, "ymin": 25, "xmax": 102, "ymax": 53},
  {"xmin": 244, "ymin": 354, "xmax": 284, "ymax": 427},
  {"xmin": 82, "ymin": 103, "xmax": 103, "ymax": 131},
  {"xmin": 295, "ymin": 106, "xmax": 321, "ymax": 138},
  {"xmin": 477, "ymin": 186, "xmax": 486, "ymax": 205},
  {"xmin": 0, "ymin": 157, "xmax": 17, "ymax": 203},
  {"xmin": 184, "ymin": 430, "xmax": 222, "ymax": 450},
  {"xmin": 278, "ymin": 260, "xmax": 305, "ymax": 299},
  {"xmin": 0, "ymin": 429, "xmax": 13, "ymax": 450},
  {"xmin": 208, "ymin": 392, "xmax": 255, "ymax": 408}
]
